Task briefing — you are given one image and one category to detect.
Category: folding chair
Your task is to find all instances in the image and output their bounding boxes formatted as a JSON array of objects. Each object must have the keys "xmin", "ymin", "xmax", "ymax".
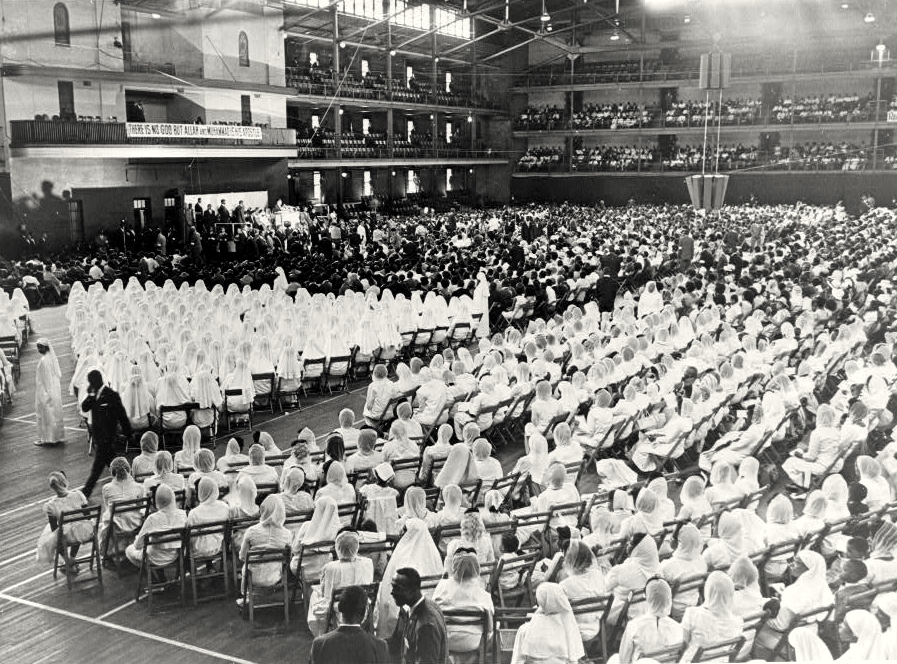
[
  {"xmin": 752, "ymin": 604, "xmax": 833, "ymax": 661},
  {"xmin": 513, "ymin": 509, "xmax": 553, "ymax": 556},
  {"xmin": 228, "ymin": 515, "xmax": 260, "ymax": 592},
  {"xmin": 489, "ymin": 548, "xmax": 540, "ymax": 607},
  {"xmin": 409, "ymin": 327, "xmax": 434, "ymax": 357},
  {"xmin": 443, "ymin": 609, "xmax": 491, "ymax": 664},
  {"xmin": 251, "ymin": 372, "xmax": 277, "ymax": 412},
  {"xmin": 242, "ymin": 545, "xmax": 291, "ymax": 634},
  {"xmin": 337, "ymin": 500, "xmax": 364, "ymax": 529},
  {"xmin": 322, "ymin": 355, "xmax": 352, "ymax": 393},
  {"xmin": 642, "ymin": 643, "xmax": 687, "ymax": 663},
  {"xmin": 391, "ymin": 456, "xmax": 421, "ymax": 482},
  {"xmin": 158, "ymin": 403, "xmax": 198, "ymax": 450},
  {"xmin": 0, "ymin": 335, "xmax": 20, "ymax": 384},
  {"xmin": 223, "ymin": 390, "xmax": 253, "ymax": 431},
  {"xmin": 692, "ymin": 636, "xmax": 745, "ymax": 662},
  {"xmin": 276, "ymin": 376, "xmax": 301, "ymax": 412},
  {"xmin": 101, "ymin": 496, "xmax": 151, "ymax": 577},
  {"xmin": 301, "ymin": 358, "xmax": 326, "ymax": 396},
  {"xmin": 448, "ymin": 322, "xmax": 471, "ymax": 350},
  {"xmin": 492, "ymin": 607, "xmax": 533, "ymax": 663},
  {"xmin": 570, "ymin": 594, "xmax": 615, "ymax": 663},
  {"xmin": 489, "ymin": 472, "xmax": 521, "ymax": 509},
  {"xmin": 254, "ymin": 482, "xmax": 280, "ymax": 505},
  {"xmin": 186, "ymin": 520, "xmax": 230, "ymax": 604},
  {"xmin": 53, "ymin": 504, "xmax": 103, "ymax": 592},
  {"xmin": 324, "ymin": 582, "xmax": 381, "ymax": 632},
  {"xmin": 135, "ymin": 527, "xmax": 186, "ymax": 614},
  {"xmin": 290, "ymin": 539, "xmax": 336, "ymax": 606}
]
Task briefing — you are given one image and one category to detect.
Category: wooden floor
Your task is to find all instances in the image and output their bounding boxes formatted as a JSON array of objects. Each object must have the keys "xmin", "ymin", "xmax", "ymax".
[{"xmin": 0, "ymin": 305, "xmax": 532, "ymax": 663}]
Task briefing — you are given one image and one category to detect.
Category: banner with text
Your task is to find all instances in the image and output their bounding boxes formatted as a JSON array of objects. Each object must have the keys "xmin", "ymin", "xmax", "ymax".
[
  {"xmin": 125, "ymin": 123, "xmax": 263, "ymax": 140},
  {"xmin": 888, "ymin": 110, "xmax": 897, "ymax": 123}
]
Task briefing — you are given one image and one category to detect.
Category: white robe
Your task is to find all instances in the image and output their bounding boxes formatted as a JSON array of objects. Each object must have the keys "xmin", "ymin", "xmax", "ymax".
[{"xmin": 35, "ymin": 354, "xmax": 65, "ymax": 443}]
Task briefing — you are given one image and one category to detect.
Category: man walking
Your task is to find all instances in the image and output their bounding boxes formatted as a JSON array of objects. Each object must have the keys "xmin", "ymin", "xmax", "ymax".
[
  {"xmin": 309, "ymin": 586, "xmax": 389, "ymax": 664},
  {"xmin": 80, "ymin": 369, "xmax": 131, "ymax": 499},
  {"xmin": 389, "ymin": 567, "xmax": 448, "ymax": 664}
]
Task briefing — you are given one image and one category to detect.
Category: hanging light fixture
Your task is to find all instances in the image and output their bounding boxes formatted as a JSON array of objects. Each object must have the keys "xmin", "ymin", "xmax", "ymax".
[
  {"xmin": 610, "ymin": 29, "xmax": 620, "ymax": 41},
  {"xmin": 865, "ymin": 11, "xmax": 876, "ymax": 22},
  {"xmin": 540, "ymin": 0, "xmax": 550, "ymax": 23}
]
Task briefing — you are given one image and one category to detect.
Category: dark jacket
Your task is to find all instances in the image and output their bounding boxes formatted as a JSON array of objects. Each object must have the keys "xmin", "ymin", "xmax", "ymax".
[
  {"xmin": 390, "ymin": 598, "xmax": 449, "ymax": 664},
  {"xmin": 309, "ymin": 625, "xmax": 389, "ymax": 664},
  {"xmin": 80, "ymin": 386, "xmax": 131, "ymax": 446}
]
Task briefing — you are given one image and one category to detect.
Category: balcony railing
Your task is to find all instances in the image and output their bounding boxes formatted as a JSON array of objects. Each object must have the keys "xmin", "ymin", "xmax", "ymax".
[
  {"xmin": 285, "ymin": 67, "xmax": 503, "ymax": 111},
  {"xmin": 10, "ymin": 120, "xmax": 296, "ymax": 148}
]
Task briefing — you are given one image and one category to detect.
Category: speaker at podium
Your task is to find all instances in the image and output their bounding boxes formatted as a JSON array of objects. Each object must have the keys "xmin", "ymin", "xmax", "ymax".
[{"xmin": 685, "ymin": 174, "xmax": 729, "ymax": 211}]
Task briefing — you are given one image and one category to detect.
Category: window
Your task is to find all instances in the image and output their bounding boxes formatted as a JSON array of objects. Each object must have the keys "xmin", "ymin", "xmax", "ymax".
[
  {"xmin": 163, "ymin": 197, "xmax": 176, "ymax": 207},
  {"xmin": 57, "ymin": 81, "xmax": 74, "ymax": 119},
  {"xmin": 311, "ymin": 114, "xmax": 320, "ymax": 129},
  {"xmin": 406, "ymin": 65, "xmax": 413, "ymax": 88},
  {"xmin": 445, "ymin": 121, "xmax": 452, "ymax": 144},
  {"xmin": 68, "ymin": 200, "xmax": 84, "ymax": 243},
  {"xmin": 132, "ymin": 197, "xmax": 151, "ymax": 229},
  {"xmin": 361, "ymin": 58, "xmax": 369, "ymax": 78},
  {"xmin": 313, "ymin": 171, "xmax": 322, "ymax": 200},
  {"xmin": 407, "ymin": 169, "xmax": 418, "ymax": 194},
  {"xmin": 363, "ymin": 170, "xmax": 372, "ymax": 197},
  {"xmin": 446, "ymin": 168, "xmax": 453, "ymax": 192},
  {"xmin": 445, "ymin": 71, "xmax": 452, "ymax": 93},
  {"xmin": 238, "ymin": 32, "xmax": 249, "ymax": 67},
  {"xmin": 53, "ymin": 3, "xmax": 70, "ymax": 47},
  {"xmin": 241, "ymin": 95, "xmax": 252, "ymax": 126},
  {"xmin": 362, "ymin": 118, "xmax": 370, "ymax": 135}
]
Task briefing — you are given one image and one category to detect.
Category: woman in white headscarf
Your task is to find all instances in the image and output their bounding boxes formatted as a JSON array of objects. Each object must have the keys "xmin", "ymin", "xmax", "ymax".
[
  {"xmin": 155, "ymin": 362, "xmax": 192, "ymax": 429},
  {"xmin": 374, "ymin": 518, "xmax": 444, "ymax": 639},
  {"xmin": 788, "ymin": 626, "xmax": 833, "ymax": 662},
  {"xmin": 702, "ymin": 511, "xmax": 746, "ymax": 570},
  {"xmin": 756, "ymin": 550, "xmax": 834, "ymax": 650},
  {"xmin": 314, "ymin": 462, "xmax": 355, "ymax": 518},
  {"xmin": 249, "ymin": 338, "xmax": 276, "ymax": 399},
  {"xmin": 223, "ymin": 358, "xmax": 254, "ymax": 415},
  {"xmin": 605, "ymin": 534, "xmax": 661, "ymax": 625},
  {"xmin": 783, "ymin": 404, "xmax": 843, "ymax": 487},
  {"xmin": 660, "ymin": 523, "xmax": 708, "ymax": 620},
  {"xmin": 637, "ymin": 281, "xmax": 664, "ymax": 320},
  {"xmin": 34, "ymin": 339, "xmax": 65, "ymax": 446},
  {"xmin": 122, "ymin": 367, "xmax": 155, "ymax": 431},
  {"xmin": 307, "ymin": 530, "xmax": 374, "ymax": 637},
  {"xmin": 434, "ymin": 443, "xmax": 480, "ymax": 489},
  {"xmin": 239, "ymin": 495, "xmax": 292, "ymax": 596},
  {"xmin": 511, "ymin": 431, "xmax": 550, "ymax": 495},
  {"xmin": 185, "ymin": 476, "xmax": 230, "ymax": 556},
  {"xmin": 857, "ymin": 455, "xmax": 893, "ymax": 510},
  {"xmin": 276, "ymin": 340, "xmax": 302, "ymax": 394},
  {"xmin": 189, "ymin": 364, "xmax": 222, "ymax": 431},
  {"xmin": 290, "ymin": 496, "xmax": 340, "ymax": 581},
  {"xmin": 613, "ymin": 577, "xmax": 684, "ymax": 664},
  {"xmin": 511, "ymin": 583, "xmax": 585, "ymax": 664},
  {"xmin": 680, "ymin": 571, "xmax": 743, "ymax": 662},
  {"xmin": 877, "ymin": 592, "xmax": 897, "ymax": 659},
  {"xmin": 838, "ymin": 609, "xmax": 887, "ymax": 660}
]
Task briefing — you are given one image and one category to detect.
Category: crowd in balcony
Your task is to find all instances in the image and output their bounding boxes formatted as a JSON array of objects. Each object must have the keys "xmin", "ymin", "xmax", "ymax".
[
  {"xmin": 572, "ymin": 144, "xmax": 655, "ymax": 171},
  {"xmin": 663, "ymin": 99, "xmax": 763, "ymax": 128},
  {"xmin": 286, "ymin": 59, "xmax": 494, "ymax": 108},
  {"xmin": 518, "ymin": 140, "xmax": 882, "ymax": 172},
  {"xmin": 514, "ymin": 106, "xmax": 565, "ymax": 131},
  {"xmin": 516, "ymin": 145, "xmax": 564, "ymax": 171},
  {"xmin": 771, "ymin": 93, "xmax": 874, "ymax": 124},
  {"xmin": 515, "ymin": 59, "xmax": 669, "ymax": 86},
  {"xmin": 570, "ymin": 102, "xmax": 657, "ymax": 130}
]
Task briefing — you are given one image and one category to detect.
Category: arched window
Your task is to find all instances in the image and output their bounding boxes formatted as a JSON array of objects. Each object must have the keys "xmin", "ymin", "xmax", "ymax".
[
  {"xmin": 238, "ymin": 31, "xmax": 249, "ymax": 67},
  {"xmin": 53, "ymin": 3, "xmax": 70, "ymax": 47}
]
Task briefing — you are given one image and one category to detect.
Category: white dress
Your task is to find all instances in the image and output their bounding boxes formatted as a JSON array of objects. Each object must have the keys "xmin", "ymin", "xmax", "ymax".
[{"xmin": 35, "ymin": 353, "xmax": 65, "ymax": 443}]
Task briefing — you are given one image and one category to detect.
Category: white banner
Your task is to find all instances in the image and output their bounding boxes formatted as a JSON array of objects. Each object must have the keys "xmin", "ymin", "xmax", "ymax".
[
  {"xmin": 125, "ymin": 122, "xmax": 263, "ymax": 140},
  {"xmin": 888, "ymin": 110, "xmax": 897, "ymax": 123}
]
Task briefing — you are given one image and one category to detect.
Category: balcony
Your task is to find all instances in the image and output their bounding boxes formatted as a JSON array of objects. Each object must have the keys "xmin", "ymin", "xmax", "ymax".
[
  {"xmin": 9, "ymin": 120, "xmax": 297, "ymax": 159},
  {"xmin": 285, "ymin": 67, "xmax": 504, "ymax": 112}
]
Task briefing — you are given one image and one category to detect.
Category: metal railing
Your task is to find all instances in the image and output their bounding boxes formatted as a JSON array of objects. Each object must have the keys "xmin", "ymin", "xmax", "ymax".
[{"xmin": 10, "ymin": 120, "xmax": 296, "ymax": 147}]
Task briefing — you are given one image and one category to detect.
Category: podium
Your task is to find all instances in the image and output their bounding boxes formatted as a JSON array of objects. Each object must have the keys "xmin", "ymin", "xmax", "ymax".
[{"xmin": 685, "ymin": 174, "xmax": 729, "ymax": 211}]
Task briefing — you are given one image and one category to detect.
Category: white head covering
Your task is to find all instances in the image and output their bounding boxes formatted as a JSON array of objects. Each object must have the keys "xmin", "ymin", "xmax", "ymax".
[
  {"xmin": 780, "ymin": 550, "xmax": 834, "ymax": 616},
  {"xmin": 190, "ymin": 365, "xmax": 222, "ymax": 409},
  {"xmin": 434, "ymin": 444, "xmax": 479, "ymax": 489},
  {"xmin": 301, "ymin": 497, "xmax": 340, "ymax": 544},
  {"xmin": 841, "ymin": 610, "xmax": 886, "ymax": 660},
  {"xmin": 224, "ymin": 358, "xmax": 255, "ymax": 405},
  {"xmin": 788, "ymin": 626, "xmax": 833, "ymax": 661},
  {"xmin": 513, "ymin": 583, "xmax": 585, "ymax": 663},
  {"xmin": 122, "ymin": 371, "xmax": 153, "ymax": 421}
]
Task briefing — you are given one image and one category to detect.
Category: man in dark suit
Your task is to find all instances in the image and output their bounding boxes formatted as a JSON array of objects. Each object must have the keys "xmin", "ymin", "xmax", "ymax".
[
  {"xmin": 80, "ymin": 369, "xmax": 132, "ymax": 499},
  {"xmin": 309, "ymin": 586, "xmax": 388, "ymax": 664},
  {"xmin": 388, "ymin": 567, "xmax": 448, "ymax": 664}
]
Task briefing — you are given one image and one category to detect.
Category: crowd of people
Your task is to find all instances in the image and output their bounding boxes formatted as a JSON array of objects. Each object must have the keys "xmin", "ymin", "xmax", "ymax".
[{"xmin": 21, "ymin": 195, "xmax": 897, "ymax": 662}]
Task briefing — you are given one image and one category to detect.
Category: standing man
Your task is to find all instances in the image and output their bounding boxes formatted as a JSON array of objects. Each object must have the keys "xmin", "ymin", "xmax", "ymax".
[
  {"xmin": 309, "ymin": 586, "xmax": 389, "ymax": 664},
  {"xmin": 33, "ymin": 339, "xmax": 65, "ymax": 446},
  {"xmin": 389, "ymin": 567, "xmax": 448, "ymax": 664},
  {"xmin": 155, "ymin": 227, "xmax": 167, "ymax": 257},
  {"xmin": 80, "ymin": 369, "xmax": 131, "ymax": 499}
]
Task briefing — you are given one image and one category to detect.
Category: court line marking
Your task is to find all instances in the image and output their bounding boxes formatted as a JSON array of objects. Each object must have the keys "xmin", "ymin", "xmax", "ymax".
[
  {"xmin": 0, "ymin": 550, "xmax": 34, "ymax": 568},
  {"xmin": 0, "ymin": 592, "xmax": 262, "ymax": 664},
  {"xmin": 96, "ymin": 599, "xmax": 136, "ymax": 620},
  {"xmin": 0, "ymin": 569, "xmax": 52, "ymax": 594}
]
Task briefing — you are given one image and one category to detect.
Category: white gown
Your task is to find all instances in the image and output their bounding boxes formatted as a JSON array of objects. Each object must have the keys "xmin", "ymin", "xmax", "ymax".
[{"xmin": 35, "ymin": 353, "xmax": 65, "ymax": 443}]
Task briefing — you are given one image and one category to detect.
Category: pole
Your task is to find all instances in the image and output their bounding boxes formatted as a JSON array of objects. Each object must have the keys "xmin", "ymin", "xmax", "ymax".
[
  {"xmin": 874, "ymin": 67, "xmax": 882, "ymax": 170},
  {"xmin": 701, "ymin": 89, "xmax": 710, "ymax": 176},
  {"xmin": 715, "ymin": 87, "xmax": 723, "ymax": 174}
]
